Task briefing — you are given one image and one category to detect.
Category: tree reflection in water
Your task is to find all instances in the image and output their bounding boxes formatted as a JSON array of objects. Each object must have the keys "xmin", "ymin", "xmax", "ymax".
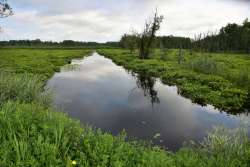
[{"xmin": 131, "ymin": 72, "xmax": 160, "ymax": 107}]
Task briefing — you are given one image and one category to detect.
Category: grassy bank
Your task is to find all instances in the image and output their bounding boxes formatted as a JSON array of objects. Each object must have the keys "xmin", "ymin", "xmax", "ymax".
[
  {"xmin": 97, "ymin": 49, "xmax": 250, "ymax": 113},
  {"xmin": 0, "ymin": 48, "xmax": 250, "ymax": 166}
]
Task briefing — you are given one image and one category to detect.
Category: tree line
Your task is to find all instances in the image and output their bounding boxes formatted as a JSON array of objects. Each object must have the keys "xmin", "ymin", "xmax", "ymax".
[
  {"xmin": 0, "ymin": 39, "xmax": 120, "ymax": 48},
  {"xmin": 120, "ymin": 19, "xmax": 250, "ymax": 55},
  {"xmin": 193, "ymin": 19, "xmax": 250, "ymax": 53},
  {"xmin": 120, "ymin": 34, "xmax": 191, "ymax": 52}
]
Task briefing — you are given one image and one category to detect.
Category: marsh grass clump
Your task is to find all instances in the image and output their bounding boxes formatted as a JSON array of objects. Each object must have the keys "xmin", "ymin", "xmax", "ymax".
[
  {"xmin": 186, "ymin": 55, "xmax": 224, "ymax": 75},
  {"xmin": 175, "ymin": 126, "xmax": 250, "ymax": 167},
  {"xmin": 177, "ymin": 47, "xmax": 185, "ymax": 65},
  {"xmin": 201, "ymin": 126, "xmax": 249, "ymax": 160},
  {"xmin": 234, "ymin": 70, "xmax": 250, "ymax": 88},
  {"xmin": 0, "ymin": 72, "xmax": 52, "ymax": 106},
  {"xmin": 160, "ymin": 48, "xmax": 171, "ymax": 61}
]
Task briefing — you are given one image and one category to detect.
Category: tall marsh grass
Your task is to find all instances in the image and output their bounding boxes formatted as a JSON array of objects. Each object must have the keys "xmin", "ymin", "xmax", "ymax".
[
  {"xmin": 0, "ymin": 72, "xmax": 51, "ymax": 106},
  {"xmin": 186, "ymin": 55, "xmax": 224, "ymax": 75}
]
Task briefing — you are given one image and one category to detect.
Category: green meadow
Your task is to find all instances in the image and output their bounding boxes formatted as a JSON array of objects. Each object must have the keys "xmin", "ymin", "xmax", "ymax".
[{"xmin": 0, "ymin": 48, "xmax": 92, "ymax": 79}]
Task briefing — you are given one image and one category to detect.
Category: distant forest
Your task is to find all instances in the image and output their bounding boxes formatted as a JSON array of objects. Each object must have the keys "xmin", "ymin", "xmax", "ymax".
[
  {"xmin": 0, "ymin": 19, "xmax": 249, "ymax": 53},
  {"xmin": 0, "ymin": 40, "xmax": 120, "ymax": 48},
  {"xmin": 194, "ymin": 18, "xmax": 250, "ymax": 53}
]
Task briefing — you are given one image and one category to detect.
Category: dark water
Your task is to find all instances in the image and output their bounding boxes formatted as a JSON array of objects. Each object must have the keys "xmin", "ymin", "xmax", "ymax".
[{"xmin": 47, "ymin": 52, "xmax": 247, "ymax": 150}]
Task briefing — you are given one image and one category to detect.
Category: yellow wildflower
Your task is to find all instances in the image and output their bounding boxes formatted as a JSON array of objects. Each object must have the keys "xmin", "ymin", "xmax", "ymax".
[{"xmin": 72, "ymin": 160, "xmax": 77, "ymax": 165}]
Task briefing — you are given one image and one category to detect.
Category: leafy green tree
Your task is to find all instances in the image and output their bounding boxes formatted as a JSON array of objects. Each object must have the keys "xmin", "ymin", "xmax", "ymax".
[
  {"xmin": 193, "ymin": 19, "xmax": 250, "ymax": 53},
  {"xmin": 120, "ymin": 33, "xmax": 138, "ymax": 54}
]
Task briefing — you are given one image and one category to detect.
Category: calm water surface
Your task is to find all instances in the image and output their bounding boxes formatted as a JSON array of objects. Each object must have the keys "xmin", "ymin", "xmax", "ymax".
[{"xmin": 47, "ymin": 52, "xmax": 248, "ymax": 150}]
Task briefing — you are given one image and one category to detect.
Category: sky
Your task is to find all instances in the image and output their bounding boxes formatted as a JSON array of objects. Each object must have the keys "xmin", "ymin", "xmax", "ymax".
[{"xmin": 0, "ymin": 0, "xmax": 250, "ymax": 42}]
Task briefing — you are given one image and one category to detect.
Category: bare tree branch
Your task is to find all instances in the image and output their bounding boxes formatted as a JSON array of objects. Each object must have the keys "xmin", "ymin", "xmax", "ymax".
[{"xmin": 0, "ymin": 0, "xmax": 13, "ymax": 18}]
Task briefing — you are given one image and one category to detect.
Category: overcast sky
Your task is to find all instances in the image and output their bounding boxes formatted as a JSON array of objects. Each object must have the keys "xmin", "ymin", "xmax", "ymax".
[{"xmin": 0, "ymin": 0, "xmax": 250, "ymax": 42}]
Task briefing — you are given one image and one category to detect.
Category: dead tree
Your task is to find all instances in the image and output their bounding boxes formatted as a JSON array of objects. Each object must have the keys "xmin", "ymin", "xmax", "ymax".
[
  {"xmin": 138, "ymin": 10, "xmax": 164, "ymax": 59},
  {"xmin": 0, "ymin": 0, "xmax": 13, "ymax": 32},
  {"xmin": 0, "ymin": 0, "xmax": 13, "ymax": 18}
]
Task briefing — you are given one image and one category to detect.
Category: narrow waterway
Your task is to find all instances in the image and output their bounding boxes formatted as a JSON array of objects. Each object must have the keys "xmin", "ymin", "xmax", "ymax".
[{"xmin": 47, "ymin": 52, "xmax": 248, "ymax": 150}]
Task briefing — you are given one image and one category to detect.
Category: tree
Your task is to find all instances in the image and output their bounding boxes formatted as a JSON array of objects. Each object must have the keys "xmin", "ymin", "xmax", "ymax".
[
  {"xmin": 192, "ymin": 19, "xmax": 250, "ymax": 53},
  {"xmin": 138, "ymin": 9, "xmax": 164, "ymax": 59},
  {"xmin": 0, "ymin": 0, "xmax": 13, "ymax": 18},
  {"xmin": 0, "ymin": 0, "xmax": 13, "ymax": 32},
  {"xmin": 120, "ymin": 31, "xmax": 138, "ymax": 54}
]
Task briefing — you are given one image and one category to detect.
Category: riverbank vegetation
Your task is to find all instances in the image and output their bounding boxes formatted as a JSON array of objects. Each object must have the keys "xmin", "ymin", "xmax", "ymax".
[
  {"xmin": 97, "ymin": 49, "xmax": 250, "ymax": 112},
  {"xmin": 0, "ymin": 48, "xmax": 249, "ymax": 166}
]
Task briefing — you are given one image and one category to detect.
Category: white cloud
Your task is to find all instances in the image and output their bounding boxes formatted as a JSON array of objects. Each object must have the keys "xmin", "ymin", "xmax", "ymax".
[{"xmin": 1, "ymin": 0, "xmax": 250, "ymax": 42}]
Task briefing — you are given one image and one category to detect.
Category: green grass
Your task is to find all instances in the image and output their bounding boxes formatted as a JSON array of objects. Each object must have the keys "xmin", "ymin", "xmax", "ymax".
[
  {"xmin": 97, "ymin": 49, "xmax": 250, "ymax": 112},
  {"xmin": 0, "ymin": 48, "xmax": 91, "ymax": 79},
  {"xmin": 0, "ymin": 48, "xmax": 250, "ymax": 166},
  {"xmin": 0, "ymin": 73, "xmax": 51, "ymax": 106}
]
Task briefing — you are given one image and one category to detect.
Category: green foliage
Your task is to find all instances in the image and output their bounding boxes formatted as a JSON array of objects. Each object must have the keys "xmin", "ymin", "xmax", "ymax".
[
  {"xmin": 120, "ymin": 34, "xmax": 138, "ymax": 53},
  {"xmin": 194, "ymin": 19, "xmax": 250, "ymax": 53}
]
